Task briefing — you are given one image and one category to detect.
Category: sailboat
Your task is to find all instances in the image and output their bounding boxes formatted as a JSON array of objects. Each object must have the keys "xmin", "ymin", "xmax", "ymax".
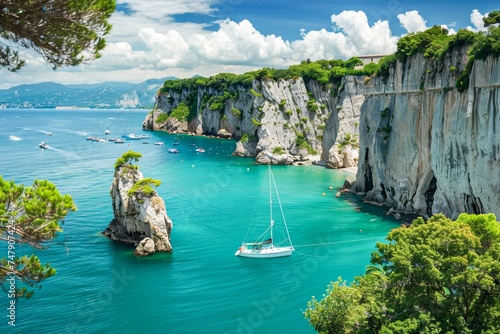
[{"xmin": 235, "ymin": 166, "xmax": 294, "ymax": 258}]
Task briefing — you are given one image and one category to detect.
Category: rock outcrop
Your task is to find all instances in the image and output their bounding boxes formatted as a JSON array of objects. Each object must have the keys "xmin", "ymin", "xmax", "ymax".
[
  {"xmin": 143, "ymin": 77, "xmax": 357, "ymax": 166},
  {"xmin": 103, "ymin": 164, "xmax": 173, "ymax": 256}
]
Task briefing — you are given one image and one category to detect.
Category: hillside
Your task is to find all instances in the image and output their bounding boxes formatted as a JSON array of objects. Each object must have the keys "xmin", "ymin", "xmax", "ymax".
[{"xmin": 0, "ymin": 77, "xmax": 176, "ymax": 109}]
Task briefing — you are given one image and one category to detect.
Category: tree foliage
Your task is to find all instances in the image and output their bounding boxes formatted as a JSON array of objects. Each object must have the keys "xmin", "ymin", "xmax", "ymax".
[
  {"xmin": 483, "ymin": 11, "xmax": 500, "ymax": 27},
  {"xmin": 0, "ymin": 0, "xmax": 116, "ymax": 72},
  {"xmin": 128, "ymin": 178, "xmax": 161, "ymax": 197},
  {"xmin": 305, "ymin": 213, "xmax": 500, "ymax": 333},
  {"xmin": 159, "ymin": 57, "xmax": 376, "ymax": 95},
  {"xmin": 114, "ymin": 150, "xmax": 142, "ymax": 170},
  {"xmin": 0, "ymin": 177, "xmax": 76, "ymax": 298}
]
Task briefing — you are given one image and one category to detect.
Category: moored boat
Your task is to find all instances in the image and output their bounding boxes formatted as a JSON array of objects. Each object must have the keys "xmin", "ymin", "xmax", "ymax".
[{"xmin": 235, "ymin": 166, "xmax": 294, "ymax": 258}]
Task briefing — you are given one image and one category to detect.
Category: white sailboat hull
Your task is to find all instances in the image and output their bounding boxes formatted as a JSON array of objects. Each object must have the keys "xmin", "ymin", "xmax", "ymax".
[{"xmin": 235, "ymin": 246, "xmax": 294, "ymax": 258}]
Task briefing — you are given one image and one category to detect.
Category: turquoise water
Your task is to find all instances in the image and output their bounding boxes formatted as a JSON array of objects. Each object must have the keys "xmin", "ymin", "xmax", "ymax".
[{"xmin": 0, "ymin": 109, "xmax": 400, "ymax": 334}]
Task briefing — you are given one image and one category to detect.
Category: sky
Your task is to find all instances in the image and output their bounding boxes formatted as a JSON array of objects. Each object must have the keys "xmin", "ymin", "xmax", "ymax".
[{"xmin": 0, "ymin": 1, "xmax": 498, "ymax": 89}]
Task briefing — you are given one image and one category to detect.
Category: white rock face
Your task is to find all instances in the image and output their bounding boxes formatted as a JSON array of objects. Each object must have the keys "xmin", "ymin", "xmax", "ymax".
[
  {"xmin": 351, "ymin": 48, "xmax": 500, "ymax": 218},
  {"xmin": 143, "ymin": 78, "xmax": 355, "ymax": 166},
  {"xmin": 143, "ymin": 49, "xmax": 499, "ymax": 218},
  {"xmin": 103, "ymin": 165, "xmax": 173, "ymax": 256}
]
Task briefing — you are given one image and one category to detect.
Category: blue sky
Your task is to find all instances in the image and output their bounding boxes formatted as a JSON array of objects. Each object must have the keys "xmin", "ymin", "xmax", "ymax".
[{"xmin": 1, "ymin": 1, "xmax": 497, "ymax": 89}]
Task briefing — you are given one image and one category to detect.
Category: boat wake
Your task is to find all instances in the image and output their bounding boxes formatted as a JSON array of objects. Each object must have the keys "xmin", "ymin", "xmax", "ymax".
[{"xmin": 39, "ymin": 130, "xmax": 53, "ymax": 135}]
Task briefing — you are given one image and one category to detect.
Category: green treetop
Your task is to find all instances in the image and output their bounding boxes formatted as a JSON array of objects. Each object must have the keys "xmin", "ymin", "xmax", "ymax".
[
  {"xmin": 0, "ymin": 0, "xmax": 116, "ymax": 72},
  {"xmin": 0, "ymin": 177, "xmax": 77, "ymax": 298},
  {"xmin": 305, "ymin": 213, "xmax": 500, "ymax": 333},
  {"xmin": 114, "ymin": 150, "xmax": 142, "ymax": 170}
]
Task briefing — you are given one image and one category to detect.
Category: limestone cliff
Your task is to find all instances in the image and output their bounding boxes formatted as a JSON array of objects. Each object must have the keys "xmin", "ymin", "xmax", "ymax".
[
  {"xmin": 349, "ymin": 48, "xmax": 500, "ymax": 219},
  {"xmin": 143, "ymin": 77, "xmax": 359, "ymax": 166},
  {"xmin": 143, "ymin": 47, "xmax": 499, "ymax": 218},
  {"xmin": 103, "ymin": 164, "xmax": 173, "ymax": 256}
]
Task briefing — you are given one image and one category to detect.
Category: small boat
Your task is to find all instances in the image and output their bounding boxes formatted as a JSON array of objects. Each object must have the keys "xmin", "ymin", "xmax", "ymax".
[
  {"xmin": 168, "ymin": 148, "xmax": 179, "ymax": 154},
  {"xmin": 195, "ymin": 148, "xmax": 205, "ymax": 153},
  {"xmin": 9, "ymin": 135, "xmax": 22, "ymax": 141},
  {"xmin": 122, "ymin": 133, "xmax": 141, "ymax": 140},
  {"xmin": 235, "ymin": 166, "xmax": 294, "ymax": 258},
  {"xmin": 114, "ymin": 138, "xmax": 124, "ymax": 144},
  {"xmin": 154, "ymin": 142, "xmax": 164, "ymax": 146},
  {"xmin": 173, "ymin": 141, "xmax": 180, "ymax": 146},
  {"xmin": 47, "ymin": 132, "xmax": 53, "ymax": 136},
  {"xmin": 105, "ymin": 130, "xmax": 110, "ymax": 135},
  {"xmin": 39, "ymin": 142, "xmax": 48, "ymax": 149}
]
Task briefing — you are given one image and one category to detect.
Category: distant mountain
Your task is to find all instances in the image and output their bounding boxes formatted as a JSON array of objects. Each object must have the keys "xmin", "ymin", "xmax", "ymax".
[{"xmin": 0, "ymin": 77, "xmax": 177, "ymax": 109}]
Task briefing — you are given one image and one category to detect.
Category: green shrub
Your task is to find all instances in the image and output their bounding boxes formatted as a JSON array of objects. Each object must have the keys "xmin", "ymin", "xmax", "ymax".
[
  {"xmin": 272, "ymin": 147, "xmax": 285, "ymax": 155},
  {"xmin": 338, "ymin": 133, "xmax": 359, "ymax": 149},
  {"xmin": 251, "ymin": 117, "xmax": 262, "ymax": 126},
  {"xmin": 128, "ymin": 178, "xmax": 161, "ymax": 197},
  {"xmin": 307, "ymin": 99, "xmax": 319, "ymax": 112},
  {"xmin": 155, "ymin": 112, "xmax": 168, "ymax": 123},
  {"xmin": 208, "ymin": 92, "xmax": 233, "ymax": 111},
  {"xmin": 231, "ymin": 107, "xmax": 242, "ymax": 118},
  {"xmin": 250, "ymin": 88, "xmax": 262, "ymax": 97},
  {"xmin": 279, "ymin": 99, "xmax": 286, "ymax": 110},
  {"xmin": 170, "ymin": 102, "xmax": 190, "ymax": 121}
]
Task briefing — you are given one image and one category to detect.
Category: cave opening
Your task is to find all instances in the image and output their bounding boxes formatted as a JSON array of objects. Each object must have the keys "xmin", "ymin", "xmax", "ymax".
[{"xmin": 425, "ymin": 176, "xmax": 437, "ymax": 216}]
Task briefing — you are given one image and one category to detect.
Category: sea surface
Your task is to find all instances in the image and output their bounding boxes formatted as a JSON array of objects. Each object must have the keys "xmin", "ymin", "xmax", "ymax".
[{"xmin": 0, "ymin": 109, "xmax": 402, "ymax": 334}]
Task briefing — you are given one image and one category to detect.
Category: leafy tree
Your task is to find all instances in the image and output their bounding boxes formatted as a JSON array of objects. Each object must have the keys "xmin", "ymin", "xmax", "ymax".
[
  {"xmin": 128, "ymin": 178, "xmax": 161, "ymax": 197},
  {"xmin": 0, "ymin": 177, "xmax": 76, "ymax": 298},
  {"xmin": 483, "ymin": 11, "xmax": 500, "ymax": 27},
  {"xmin": 114, "ymin": 150, "xmax": 142, "ymax": 170},
  {"xmin": 305, "ymin": 213, "xmax": 500, "ymax": 333},
  {"xmin": 0, "ymin": 0, "xmax": 116, "ymax": 72}
]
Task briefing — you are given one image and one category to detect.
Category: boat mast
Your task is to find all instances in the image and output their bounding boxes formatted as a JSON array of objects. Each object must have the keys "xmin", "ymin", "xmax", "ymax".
[
  {"xmin": 269, "ymin": 165, "xmax": 273, "ymax": 245},
  {"xmin": 272, "ymin": 168, "xmax": 293, "ymax": 248}
]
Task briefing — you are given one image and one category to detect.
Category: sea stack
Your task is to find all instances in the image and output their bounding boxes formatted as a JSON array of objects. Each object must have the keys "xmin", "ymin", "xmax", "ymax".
[{"xmin": 103, "ymin": 152, "xmax": 172, "ymax": 256}]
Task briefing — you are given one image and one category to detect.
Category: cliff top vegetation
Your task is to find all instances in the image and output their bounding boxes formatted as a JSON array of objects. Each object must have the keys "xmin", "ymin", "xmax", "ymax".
[{"xmin": 159, "ymin": 11, "xmax": 499, "ymax": 94}]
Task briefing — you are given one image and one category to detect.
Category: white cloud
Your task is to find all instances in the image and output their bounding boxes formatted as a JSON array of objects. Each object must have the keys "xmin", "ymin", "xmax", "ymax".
[
  {"xmin": 467, "ymin": 9, "xmax": 487, "ymax": 31},
  {"xmin": 189, "ymin": 19, "xmax": 292, "ymax": 65},
  {"xmin": 397, "ymin": 10, "xmax": 428, "ymax": 33},
  {"xmin": 0, "ymin": 5, "xmax": 492, "ymax": 89}
]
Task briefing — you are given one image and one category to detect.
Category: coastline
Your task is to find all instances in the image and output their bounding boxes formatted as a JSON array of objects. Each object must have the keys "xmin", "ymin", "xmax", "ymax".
[{"xmin": 340, "ymin": 166, "xmax": 357, "ymax": 174}]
